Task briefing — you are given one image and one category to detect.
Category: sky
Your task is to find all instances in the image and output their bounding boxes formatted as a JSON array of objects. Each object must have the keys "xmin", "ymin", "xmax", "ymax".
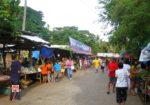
[{"xmin": 20, "ymin": 0, "xmax": 112, "ymax": 41}]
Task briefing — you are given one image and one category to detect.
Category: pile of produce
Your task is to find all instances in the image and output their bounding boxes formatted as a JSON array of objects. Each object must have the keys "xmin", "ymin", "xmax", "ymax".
[{"xmin": 21, "ymin": 67, "xmax": 38, "ymax": 74}]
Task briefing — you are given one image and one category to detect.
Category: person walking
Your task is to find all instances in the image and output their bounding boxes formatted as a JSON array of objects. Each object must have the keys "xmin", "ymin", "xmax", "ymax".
[
  {"xmin": 83, "ymin": 58, "xmax": 88, "ymax": 71},
  {"xmin": 60, "ymin": 59, "xmax": 66, "ymax": 78},
  {"xmin": 66, "ymin": 58, "xmax": 74, "ymax": 80},
  {"xmin": 92, "ymin": 57, "xmax": 101, "ymax": 73},
  {"xmin": 115, "ymin": 62, "xmax": 130, "ymax": 105},
  {"xmin": 53, "ymin": 61, "xmax": 61, "ymax": 82},
  {"xmin": 79, "ymin": 58, "xmax": 83, "ymax": 70},
  {"xmin": 10, "ymin": 54, "xmax": 22, "ymax": 101},
  {"xmin": 107, "ymin": 58, "xmax": 118, "ymax": 94}
]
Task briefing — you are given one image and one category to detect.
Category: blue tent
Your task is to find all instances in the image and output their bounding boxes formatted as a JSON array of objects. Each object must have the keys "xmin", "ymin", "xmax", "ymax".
[{"xmin": 41, "ymin": 46, "xmax": 53, "ymax": 58}]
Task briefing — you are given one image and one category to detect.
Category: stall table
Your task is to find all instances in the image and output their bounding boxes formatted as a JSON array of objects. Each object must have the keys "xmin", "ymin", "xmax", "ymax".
[
  {"xmin": 21, "ymin": 72, "xmax": 41, "ymax": 84},
  {"xmin": 0, "ymin": 75, "xmax": 10, "ymax": 95}
]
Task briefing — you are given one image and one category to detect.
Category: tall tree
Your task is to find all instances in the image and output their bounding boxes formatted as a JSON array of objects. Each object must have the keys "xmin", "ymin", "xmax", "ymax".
[
  {"xmin": 99, "ymin": 0, "xmax": 150, "ymax": 57},
  {"xmin": 16, "ymin": 7, "xmax": 51, "ymax": 41},
  {"xmin": 0, "ymin": 0, "xmax": 20, "ymax": 69},
  {"xmin": 0, "ymin": 0, "xmax": 20, "ymax": 40},
  {"xmin": 50, "ymin": 26, "xmax": 101, "ymax": 53}
]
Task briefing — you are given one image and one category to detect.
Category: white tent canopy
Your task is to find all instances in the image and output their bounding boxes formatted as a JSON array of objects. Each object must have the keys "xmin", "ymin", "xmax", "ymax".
[
  {"xmin": 97, "ymin": 53, "xmax": 120, "ymax": 58},
  {"xmin": 50, "ymin": 45, "xmax": 70, "ymax": 50},
  {"xmin": 139, "ymin": 43, "xmax": 150, "ymax": 62}
]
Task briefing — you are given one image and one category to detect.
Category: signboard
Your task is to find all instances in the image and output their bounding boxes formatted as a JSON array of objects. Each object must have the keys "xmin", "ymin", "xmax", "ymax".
[
  {"xmin": 69, "ymin": 37, "xmax": 92, "ymax": 55},
  {"xmin": 97, "ymin": 53, "xmax": 120, "ymax": 58},
  {"xmin": 12, "ymin": 85, "xmax": 19, "ymax": 92}
]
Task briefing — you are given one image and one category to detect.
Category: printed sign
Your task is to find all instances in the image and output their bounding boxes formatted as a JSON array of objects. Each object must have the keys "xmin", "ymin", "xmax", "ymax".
[
  {"xmin": 69, "ymin": 37, "xmax": 92, "ymax": 55},
  {"xmin": 12, "ymin": 85, "xmax": 19, "ymax": 92}
]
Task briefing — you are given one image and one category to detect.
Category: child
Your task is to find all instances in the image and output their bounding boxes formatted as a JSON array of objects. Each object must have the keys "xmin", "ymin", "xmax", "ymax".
[
  {"xmin": 53, "ymin": 61, "xmax": 61, "ymax": 82},
  {"xmin": 40, "ymin": 59, "xmax": 49, "ymax": 83},
  {"xmin": 61, "ymin": 60, "xmax": 65, "ymax": 78}
]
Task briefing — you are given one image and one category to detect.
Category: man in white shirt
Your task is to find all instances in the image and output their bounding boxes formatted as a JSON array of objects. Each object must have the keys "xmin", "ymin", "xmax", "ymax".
[{"xmin": 115, "ymin": 62, "xmax": 130, "ymax": 105}]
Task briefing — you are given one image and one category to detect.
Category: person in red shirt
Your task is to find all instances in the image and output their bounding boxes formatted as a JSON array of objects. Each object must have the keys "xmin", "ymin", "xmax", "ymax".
[{"xmin": 107, "ymin": 58, "xmax": 118, "ymax": 94}]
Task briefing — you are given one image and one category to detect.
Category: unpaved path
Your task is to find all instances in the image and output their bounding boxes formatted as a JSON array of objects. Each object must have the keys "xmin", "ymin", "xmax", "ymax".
[{"xmin": 0, "ymin": 69, "xmax": 142, "ymax": 105}]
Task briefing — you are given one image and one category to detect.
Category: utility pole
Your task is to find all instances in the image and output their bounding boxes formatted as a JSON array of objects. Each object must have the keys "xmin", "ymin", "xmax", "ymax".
[{"xmin": 22, "ymin": 0, "xmax": 27, "ymax": 31}]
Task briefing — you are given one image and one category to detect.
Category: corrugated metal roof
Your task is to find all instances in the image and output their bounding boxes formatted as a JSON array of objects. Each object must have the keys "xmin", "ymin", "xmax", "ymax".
[{"xmin": 21, "ymin": 35, "xmax": 49, "ymax": 44}]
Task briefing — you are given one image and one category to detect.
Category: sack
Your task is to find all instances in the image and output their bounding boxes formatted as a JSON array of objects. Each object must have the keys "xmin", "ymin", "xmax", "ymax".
[{"xmin": 38, "ymin": 68, "xmax": 41, "ymax": 72}]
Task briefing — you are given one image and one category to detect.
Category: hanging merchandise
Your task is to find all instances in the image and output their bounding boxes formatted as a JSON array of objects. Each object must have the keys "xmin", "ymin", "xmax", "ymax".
[
  {"xmin": 21, "ymin": 50, "xmax": 29, "ymax": 58},
  {"xmin": 32, "ymin": 51, "xmax": 40, "ymax": 59}
]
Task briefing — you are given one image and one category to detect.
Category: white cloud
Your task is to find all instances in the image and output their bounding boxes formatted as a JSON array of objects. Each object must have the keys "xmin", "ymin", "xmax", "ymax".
[{"xmin": 20, "ymin": 0, "xmax": 112, "ymax": 41}]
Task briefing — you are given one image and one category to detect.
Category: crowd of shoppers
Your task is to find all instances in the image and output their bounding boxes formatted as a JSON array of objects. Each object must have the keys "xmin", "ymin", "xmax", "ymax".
[{"xmin": 10, "ymin": 54, "xmax": 147, "ymax": 105}]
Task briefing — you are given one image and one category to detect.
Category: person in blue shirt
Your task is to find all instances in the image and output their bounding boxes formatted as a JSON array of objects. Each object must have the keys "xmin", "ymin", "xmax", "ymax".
[{"xmin": 53, "ymin": 61, "xmax": 61, "ymax": 82}]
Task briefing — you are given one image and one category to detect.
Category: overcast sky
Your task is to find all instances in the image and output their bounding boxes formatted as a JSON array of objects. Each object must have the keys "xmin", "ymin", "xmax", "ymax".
[{"xmin": 20, "ymin": 0, "xmax": 111, "ymax": 41}]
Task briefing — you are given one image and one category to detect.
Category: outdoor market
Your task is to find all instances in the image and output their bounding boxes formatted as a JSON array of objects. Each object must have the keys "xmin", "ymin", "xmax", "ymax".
[
  {"xmin": 0, "ymin": 32, "xmax": 150, "ymax": 104},
  {"xmin": 0, "ymin": 0, "xmax": 150, "ymax": 105}
]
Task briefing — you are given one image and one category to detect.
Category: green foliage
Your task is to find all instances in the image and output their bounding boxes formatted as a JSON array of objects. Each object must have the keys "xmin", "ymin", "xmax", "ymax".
[
  {"xmin": 50, "ymin": 26, "xmax": 101, "ymax": 53},
  {"xmin": 15, "ymin": 7, "xmax": 102, "ymax": 53},
  {"xmin": 16, "ymin": 7, "xmax": 50, "ymax": 41},
  {"xmin": 99, "ymin": 0, "xmax": 150, "ymax": 57},
  {"xmin": 0, "ymin": 0, "xmax": 20, "ymax": 39}
]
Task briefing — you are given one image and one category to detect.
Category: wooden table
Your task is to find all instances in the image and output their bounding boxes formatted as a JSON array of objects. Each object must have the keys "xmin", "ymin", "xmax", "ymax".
[{"xmin": 21, "ymin": 72, "xmax": 41, "ymax": 83}]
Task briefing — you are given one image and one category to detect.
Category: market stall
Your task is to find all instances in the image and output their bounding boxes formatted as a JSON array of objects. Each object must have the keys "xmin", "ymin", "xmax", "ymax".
[
  {"xmin": 138, "ymin": 43, "xmax": 150, "ymax": 104},
  {"xmin": 50, "ymin": 45, "xmax": 72, "ymax": 60},
  {"xmin": 0, "ymin": 31, "xmax": 50, "ymax": 95},
  {"xmin": 0, "ymin": 75, "xmax": 10, "ymax": 94},
  {"xmin": 21, "ymin": 67, "xmax": 42, "ymax": 85}
]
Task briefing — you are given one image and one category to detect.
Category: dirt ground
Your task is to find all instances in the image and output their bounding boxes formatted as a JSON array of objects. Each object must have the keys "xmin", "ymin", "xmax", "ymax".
[{"xmin": 0, "ymin": 69, "xmax": 143, "ymax": 105}]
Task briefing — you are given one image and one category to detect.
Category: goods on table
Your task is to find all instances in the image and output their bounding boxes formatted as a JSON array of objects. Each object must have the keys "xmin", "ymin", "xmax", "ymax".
[
  {"xmin": 21, "ymin": 79, "xmax": 32, "ymax": 86},
  {"xmin": 21, "ymin": 67, "xmax": 38, "ymax": 74}
]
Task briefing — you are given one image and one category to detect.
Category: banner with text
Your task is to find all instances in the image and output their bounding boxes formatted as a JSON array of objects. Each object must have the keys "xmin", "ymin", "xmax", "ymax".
[{"xmin": 69, "ymin": 37, "xmax": 92, "ymax": 55}]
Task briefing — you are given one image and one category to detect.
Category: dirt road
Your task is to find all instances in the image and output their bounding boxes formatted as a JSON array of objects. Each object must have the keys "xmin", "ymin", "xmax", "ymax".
[{"xmin": 0, "ymin": 69, "xmax": 142, "ymax": 105}]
